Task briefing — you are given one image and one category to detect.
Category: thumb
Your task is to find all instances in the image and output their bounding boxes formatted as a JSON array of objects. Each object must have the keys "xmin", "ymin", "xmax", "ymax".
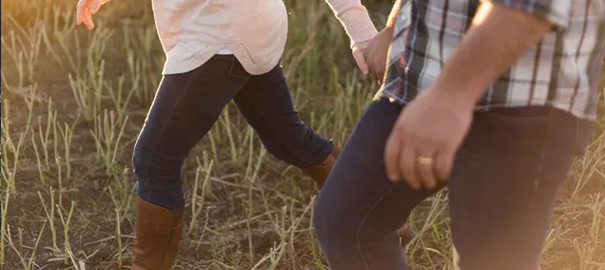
[{"xmin": 352, "ymin": 49, "xmax": 369, "ymax": 75}]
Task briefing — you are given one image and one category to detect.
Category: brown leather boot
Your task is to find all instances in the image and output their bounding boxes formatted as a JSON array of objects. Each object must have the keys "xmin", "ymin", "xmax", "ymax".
[
  {"xmin": 300, "ymin": 145, "xmax": 341, "ymax": 189},
  {"xmin": 132, "ymin": 196, "xmax": 185, "ymax": 270}
]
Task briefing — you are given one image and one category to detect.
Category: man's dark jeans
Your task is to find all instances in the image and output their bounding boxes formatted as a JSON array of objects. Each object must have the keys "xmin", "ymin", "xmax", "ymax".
[
  {"xmin": 314, "ymin": 97, "xmax": 593, "ymax": 270},
  {"xmin": 133, "ymin": 55, "xmax": 332, "ymax": 210}
]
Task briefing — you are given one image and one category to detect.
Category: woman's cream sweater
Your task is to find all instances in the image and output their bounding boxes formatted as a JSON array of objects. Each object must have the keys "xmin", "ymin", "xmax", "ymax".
[{"xmin": 152, "ymin": 0, "xmax": 378, "ymax": 75}]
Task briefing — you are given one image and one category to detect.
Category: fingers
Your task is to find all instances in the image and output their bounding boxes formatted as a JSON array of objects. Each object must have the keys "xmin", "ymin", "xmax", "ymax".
[
  {"xmin": 434, "ymin": 143, "xmax": 455, "ymax": 180},
  {"xmin": 352, "ymin": 48, "xmax": 369, "ymax": 75},
  {"xmin": 386, "ymin": 125, "xmax": 444, "ymax": 189},
  {"xmin": 375, "ymin": 63, "xmax": 386, "ymax": 84},
  {"xmin": 368, "ymin": 64, "xmax": 385, "ymax": 85},
  {"xmin": 384, "ymin": 129, "xmax": 402, "ymax": 183},
  {"xmin": 385, "ymin": 133, "xmax": 446, "ymax": 189},
  {"xmin": 83, "ymin": 8, "xmax": 95, "ymax": 30},
  {"xmin": 76, "ymin": 0, "xmax": 96, "ymax": 30},
  {"xmin": 416, "ymin": 149, "xmax": 438, "ymax": 189},
  {"xmin": 76, "ymin": 0, "xmax": 85, "ymax": 25},
  {"xmin": 400, "ymin": 146, "xmax": 421, "ymax": 189},
  {"xmin": 367, "ymin": 67, "xmax": 383, "ymax": 85},
  {"xmin": 362, "ymin": 46, "xmax": 382, "ymax": 82}
]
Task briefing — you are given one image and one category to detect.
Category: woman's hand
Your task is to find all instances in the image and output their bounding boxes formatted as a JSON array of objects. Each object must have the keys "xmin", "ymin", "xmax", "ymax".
[
  {"xmin": 352, "ymin": 40, "xmax": 371, "ymax": 75},
  {"xmin": 76, "ymin": 0, "xmax": 108, "ymax": 30}
]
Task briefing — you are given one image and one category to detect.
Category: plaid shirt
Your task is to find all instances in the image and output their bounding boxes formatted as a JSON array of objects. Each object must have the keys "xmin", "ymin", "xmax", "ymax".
[{"xmin": 379, "ymin": 0, "xmax": 605, "ymax": 119}]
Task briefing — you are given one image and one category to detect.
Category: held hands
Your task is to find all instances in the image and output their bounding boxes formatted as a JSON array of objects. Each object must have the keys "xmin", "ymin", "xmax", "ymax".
[
  {"xmin": 357, "ymin": 25, "xmax": 394, "ymax": 84},
  {"xmin": 352, "ymin": 25, "xmax": 393, "ymax": 83},
  {"xmin": 76, "ymin": 0, "xmax": 108, "ymax": 30}
]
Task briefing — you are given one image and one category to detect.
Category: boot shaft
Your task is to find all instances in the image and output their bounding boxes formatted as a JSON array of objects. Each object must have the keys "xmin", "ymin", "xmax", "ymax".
[{"xmin": 132, "ymin": 196, "xmax": 184, "ymax": 270}]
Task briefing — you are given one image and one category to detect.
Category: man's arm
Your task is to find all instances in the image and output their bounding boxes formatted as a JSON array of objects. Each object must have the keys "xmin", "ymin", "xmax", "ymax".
[
  {"xmin": 386, "ymin": 0, "xmax": 403, "ymax": 29},
  {"xmin": 384, "ymin": 0, "xmax": 570, "ymax": 188},
  {"xmin": 432, "ymin": 2, "xmax": 556, "ymax": 106}
]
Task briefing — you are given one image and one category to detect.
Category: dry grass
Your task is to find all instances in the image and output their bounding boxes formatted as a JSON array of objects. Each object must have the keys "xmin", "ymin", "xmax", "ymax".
[{"xmin": 1, "ymin": 0, "xmax": 604, "ymax": 269}]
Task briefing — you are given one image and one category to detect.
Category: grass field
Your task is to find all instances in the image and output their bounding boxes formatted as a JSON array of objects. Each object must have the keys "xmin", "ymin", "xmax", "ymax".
[{"xmin": 1, "ymin": 0, "xmax": 604, "ymax": 269}]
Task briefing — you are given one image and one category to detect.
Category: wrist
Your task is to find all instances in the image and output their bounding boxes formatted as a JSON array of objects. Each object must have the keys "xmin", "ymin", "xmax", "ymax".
[
  {"xmin": 430, "ymin": 82, "xmax": 481, "ymax": 109},
  {"xmin": 376, "ymin": 25, "xmax": 395, "ymax": 43},
  {"xmin": 339, "ymin": 8, "xmax": 379, "ymax": 48},
  {"xmin": 351, "ymin": 39, "xmax": 371, "ymax": 50},
  {"xmin": 384, "ymin": 24, "xmax": 394, "ymax": 34}
]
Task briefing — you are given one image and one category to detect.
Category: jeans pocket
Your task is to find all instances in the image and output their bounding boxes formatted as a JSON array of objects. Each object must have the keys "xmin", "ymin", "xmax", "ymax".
[
  {"xmin": 467, "ymin": 107, "xmax": 553, "ymax": 159},
  {"xmin": 482, "ymin": 106, "xmax": 552, "ymax": 122}
]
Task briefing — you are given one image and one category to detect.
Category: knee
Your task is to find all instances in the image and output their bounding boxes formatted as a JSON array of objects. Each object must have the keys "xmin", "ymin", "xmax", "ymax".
[
  {"xmin": 132, "ymin": 137, "xmax": 186, "ymax": 210},
  {"xmin": 131, "ymin": 137, "xmax": 182, "ymax": 185},
  {"xmin": 132, "ymin": 139, "xmax": 151, "ymax": 180}
]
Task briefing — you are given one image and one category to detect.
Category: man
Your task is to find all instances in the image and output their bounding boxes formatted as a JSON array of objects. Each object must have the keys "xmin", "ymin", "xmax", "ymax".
[{"xmin": 314, "ymin": 0, "xmax": 603, "ymax": 269}]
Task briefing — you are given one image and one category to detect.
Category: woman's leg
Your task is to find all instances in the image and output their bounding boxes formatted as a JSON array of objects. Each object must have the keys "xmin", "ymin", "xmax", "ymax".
[
  {"xmin": 131, "ymin": 55, "xmax": 250, "ymax": 270},
  {"xmin": 232, "ymin": 64, "xmax": 335, "ymax": 183},
  {"xmin": 313, "ymin": 97, "xmax": 444, "ymax": 270},
  {"xmin": 233, "ymin": 67, "xmax": 415, "ymax": 245}
]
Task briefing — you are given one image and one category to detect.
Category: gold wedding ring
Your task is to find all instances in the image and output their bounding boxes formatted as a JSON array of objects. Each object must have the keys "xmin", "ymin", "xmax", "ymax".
[{"xmin": 417, "ymin": 156, "xmax": 434, "ymax": 166}]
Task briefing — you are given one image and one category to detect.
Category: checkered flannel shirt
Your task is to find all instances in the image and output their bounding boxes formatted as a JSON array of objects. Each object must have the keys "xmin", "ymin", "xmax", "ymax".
[{"xmin": 379, "ymin": 0, "xmax": 605, "ymax": 119}]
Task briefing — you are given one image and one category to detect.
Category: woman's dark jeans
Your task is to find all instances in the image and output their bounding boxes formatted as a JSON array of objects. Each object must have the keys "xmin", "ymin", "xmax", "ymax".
[
  {"xmin": 313, "ymin": 97, "xmax": 593, "ymax": 270},
  {"xmin": 133, "ymin": 55, "xmax": 332, "ymax": 210}
]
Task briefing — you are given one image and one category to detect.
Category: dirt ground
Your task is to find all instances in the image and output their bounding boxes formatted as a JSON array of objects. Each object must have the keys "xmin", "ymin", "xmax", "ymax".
[{"xmin": 1, "ymin": 0, "xmax": 604, "ymax": 269}]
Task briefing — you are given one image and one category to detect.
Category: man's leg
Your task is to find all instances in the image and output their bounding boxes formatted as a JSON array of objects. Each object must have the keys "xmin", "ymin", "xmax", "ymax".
[
  {"xmin": 313, "ymin": 97, "xmax": 445, "ymax": 270},
  {"xmin": 448, "ymin": 107, "xmax": 593, "ymax": 270},
  {"xmin": 131, "ymin": 55, "xmax": 250, "ymax": 270}
]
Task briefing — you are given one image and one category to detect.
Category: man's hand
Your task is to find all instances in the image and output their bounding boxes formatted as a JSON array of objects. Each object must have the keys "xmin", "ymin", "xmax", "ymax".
[
  {"xmin": 363, "ymin": 25, "xmax": 394, "ymax": 84},
  {"xmin": 384, "ymin": 87, "xmax": 474, "ymax": 189},
  {"xmin": 383, "ymin": 2, "xmax": 553, "ymax": 189},
  {"xmin": 76, "ymin": 0, "xmax": 108, "ymax": 30}
]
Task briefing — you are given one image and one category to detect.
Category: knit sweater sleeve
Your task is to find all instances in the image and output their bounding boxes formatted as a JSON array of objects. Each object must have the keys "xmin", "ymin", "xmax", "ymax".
[{"xmin": 324, "ymin": 0, "xmax": 379, "ymax": 47}]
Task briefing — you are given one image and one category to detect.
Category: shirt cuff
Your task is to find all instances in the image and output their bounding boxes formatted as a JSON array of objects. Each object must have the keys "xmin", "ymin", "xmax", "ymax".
[
  {"xmin": 483, "ymin": 0, "xmax": 571, "ymax": 29},
  {"xmin": 337, "ymin": 7, "xmax": 379, "ymax": 47}
]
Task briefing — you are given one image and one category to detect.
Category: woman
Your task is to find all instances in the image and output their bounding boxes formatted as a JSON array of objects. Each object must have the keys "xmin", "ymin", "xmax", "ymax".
[{"xmin": 74, "ymin": 0, "xmax": 405, "ymax": 269}]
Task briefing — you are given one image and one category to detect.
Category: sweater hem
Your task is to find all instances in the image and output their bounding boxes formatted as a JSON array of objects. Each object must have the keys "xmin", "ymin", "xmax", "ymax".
[
  {"xmin": 162, "ymin": 43, "xmax": 278, "ymax": 76},
  {"xmin": 162, "ymin": 44, "xmax": 218, "ymax": 75}
]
